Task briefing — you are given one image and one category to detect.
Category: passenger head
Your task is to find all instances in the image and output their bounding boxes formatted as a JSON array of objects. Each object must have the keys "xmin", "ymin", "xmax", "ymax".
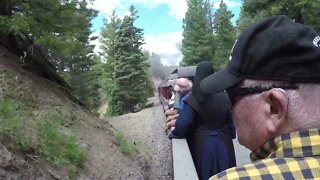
[
  {"xmin": 200, "ymin": 15, "xmax": 320, "ymax": 151},
  {"xmin": 192, "ymin": 61, "xmax": 215, "ymax": 103},
  {"xmin": 173, "ymin": 78, "xmax": 193, "ymax": 95}
]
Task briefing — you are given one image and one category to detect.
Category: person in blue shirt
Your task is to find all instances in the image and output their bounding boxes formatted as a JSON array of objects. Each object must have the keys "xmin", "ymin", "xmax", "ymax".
[
  {"xmin": 169, "ymin": 61, "xmax": 236, "ymax": 180},
  {"xmin": 166, "ymin": 78, "xmax": 192, "ymax": 129}
]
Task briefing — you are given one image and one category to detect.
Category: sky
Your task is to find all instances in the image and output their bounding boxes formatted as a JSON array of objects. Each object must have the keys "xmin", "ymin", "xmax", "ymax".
[{"xmin": 89, "ymin": 0, "xmax": 242, "ymax": 66}]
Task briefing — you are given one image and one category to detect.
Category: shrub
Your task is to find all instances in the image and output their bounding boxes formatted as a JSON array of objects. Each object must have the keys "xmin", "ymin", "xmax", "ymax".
[
  {"xmin": 37, "ymin": 110, "xmax": 85, "ymax": 177},
  {"xmin": 0, "ymin": 99, "xmax": 30, "ymax": 150},
  {"xmin": 114, "ymin": 132, "xmax": 137, "ymax": 156}
]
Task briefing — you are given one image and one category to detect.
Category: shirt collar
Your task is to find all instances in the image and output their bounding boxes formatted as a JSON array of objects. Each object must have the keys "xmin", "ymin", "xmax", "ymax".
[{"xmin": 250, "ymin": 128, "xmax": 320, "ymax": 162}]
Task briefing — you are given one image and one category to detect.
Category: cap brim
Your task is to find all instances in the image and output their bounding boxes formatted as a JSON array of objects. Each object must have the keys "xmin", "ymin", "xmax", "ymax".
[{"xmin": 200, "ymin": 68, "xmax": 242, "ymax": 94}]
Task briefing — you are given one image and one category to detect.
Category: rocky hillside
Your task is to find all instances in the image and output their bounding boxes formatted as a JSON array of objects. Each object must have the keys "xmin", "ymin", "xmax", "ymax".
[{"xmin": 0, "ymin": 45, "xmax": 150, "ymax": 179}]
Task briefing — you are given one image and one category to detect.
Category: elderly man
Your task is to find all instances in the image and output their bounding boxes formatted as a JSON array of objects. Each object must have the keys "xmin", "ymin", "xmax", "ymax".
[
  {"xmin": 200, "ymin": 15, "xmax": 320, "ymax": 179},
  {"xmin": 166, "ymin": 78, "xmax": 193, "ymax": 128}
]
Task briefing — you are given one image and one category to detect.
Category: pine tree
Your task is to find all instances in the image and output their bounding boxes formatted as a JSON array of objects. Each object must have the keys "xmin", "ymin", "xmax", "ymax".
[
  {"xmin": 143, "ymin": 51, "xmax": 155, "ymax": 97},
  {"xmin": 0, "ymin": 0, "xmax": 97, "ymax": 63},
  {"xmin": 237, "ymin": 0, "xmax": 320, "ymax": 33},
  {"xmin": 55, "ymin": 1, "xmax": 99, "ymax": 109},
  {"xmin": 99, "ymin": 11, "xmax": 122, "ymax": 107},
  {"xmin": 181, "ymin": 0, "xmax": 215, "ymax": 66},
  {"xmin": 0, "ymin": 0, "xmax": 100, "ymax": 109},
  {"xmin": 204, "ymin": 0, "xmax": 214, "ymax": 32},
  {"xmin": 108, "ymin": 6, "xmax": 153, "ymax": 115},
  {"xmin": 213, "ymin": 0, "xmax": 236, "ymax": 69}
]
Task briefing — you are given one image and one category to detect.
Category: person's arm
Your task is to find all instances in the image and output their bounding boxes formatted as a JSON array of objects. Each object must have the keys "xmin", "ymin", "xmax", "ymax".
[
  {"xmin": 173, "ymin": 92, "xmax": 180, "ymax": 110},
  {"xmin": 169, "ymin": 103, "xmax": 195, "ymax": 139},
  {"xmin": 167, "ymin": 114, "xmax": 179, "ymax": 122}
]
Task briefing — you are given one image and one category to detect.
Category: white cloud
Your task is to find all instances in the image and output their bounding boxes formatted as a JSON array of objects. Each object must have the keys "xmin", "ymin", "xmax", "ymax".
[
  {"xmin": 89, "ymin": 32, "xmax": 103, "ymax": 54},
  {"xmin": 88, "ymin": 0, "xmax": 241, "ymax": 65},
  {"xmin": 89, "ymin": 0, "xmax": 241, "ymax": 20},
  {"xmin": 88, "ymin": 0, "xmax": 123, "ymax": 14},
  {"xmin": 128, "ymin": 0, "xmax": 187, "ymax": 19},
  {"xmin": 212, "ymin": 0, "xmax": 241, "ymax": 9},
  {"xmin": 143, "ymin": 32, "xmax": 183, "ymax": 66},
  {"xmin": 123, "ymin": 0, "xmax": 241, "ymax": 19},
  {"xmin": 166, "ymin": 0, "xmax": 188, "ymax": 19},
  {"xmin": 89, "ymin": 0, "xmax": 187, "ymax": 19},
  {"xmin": 120, "ymin": 11, "xmax": 131, "ymax": 19},
  {"xmin": 90, "ymin": 31, "xmax": 183, "ymax": 66}
]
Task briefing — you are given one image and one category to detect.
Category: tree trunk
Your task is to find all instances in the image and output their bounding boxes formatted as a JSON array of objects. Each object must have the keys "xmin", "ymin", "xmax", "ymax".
[{"xmin": 0, "ymin": 0, "xmax": 15, "ymax": 16}]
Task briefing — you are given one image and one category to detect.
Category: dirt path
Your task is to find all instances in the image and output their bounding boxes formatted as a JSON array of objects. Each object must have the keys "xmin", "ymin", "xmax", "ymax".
[{"xmin": 107, "ymin": 96, "xmax": 173, "ymax": 180}]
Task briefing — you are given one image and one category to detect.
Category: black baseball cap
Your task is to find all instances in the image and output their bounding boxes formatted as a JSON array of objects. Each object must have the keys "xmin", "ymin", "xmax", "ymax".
[{"xmin": 200, "ymin": 15, "xmax": 320, "ymax": 94}]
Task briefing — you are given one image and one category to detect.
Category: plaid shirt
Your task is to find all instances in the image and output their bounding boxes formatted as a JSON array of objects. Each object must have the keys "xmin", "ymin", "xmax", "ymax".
[{"xmin": 210, "ymin": 129, "xmax": 320, "ymax": 179}]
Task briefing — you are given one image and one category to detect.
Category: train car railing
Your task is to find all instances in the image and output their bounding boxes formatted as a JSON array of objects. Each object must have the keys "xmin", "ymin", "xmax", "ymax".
[{"xmin": 172, "ymin": 138, "xmax": 199, "ymax": 180}]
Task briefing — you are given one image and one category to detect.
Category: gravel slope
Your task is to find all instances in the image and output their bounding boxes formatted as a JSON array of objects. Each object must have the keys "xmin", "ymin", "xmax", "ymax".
[
  {"xmin": 107, "ymin": 96, "xmax": 173, "ymax": 180},
  {"xmin": 107, "ymin": 95, "xmax": 252, "ymax": 179}
]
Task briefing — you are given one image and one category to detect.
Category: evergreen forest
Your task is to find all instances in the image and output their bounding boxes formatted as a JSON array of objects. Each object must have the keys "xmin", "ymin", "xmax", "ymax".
[{"xmin": 1, "ymin": 0, "xmax": 319, "ymax": 115}]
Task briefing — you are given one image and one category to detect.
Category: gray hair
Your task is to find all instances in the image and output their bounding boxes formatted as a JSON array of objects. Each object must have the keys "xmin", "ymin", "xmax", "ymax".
[
  {"xmin": 173, "ymin": 79, "xmax": 193, "ymax": 93},
  {"xmin": 241, "ymin": 79, "xmax": 320, "ymax": 129},
  {"xmin": 179, "ymin": 80, "xmax": 193, "ymax": 94}
]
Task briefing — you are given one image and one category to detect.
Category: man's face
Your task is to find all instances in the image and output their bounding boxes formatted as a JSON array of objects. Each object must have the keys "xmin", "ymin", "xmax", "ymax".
[
  {"xmin": 226, "ymin": 85, "xmax": 276, "ymax": 151},
  {"xmin": 231, "ymin": 94, "xmax": 268, "ymax": 151},
  {"xmin": 227, "ymin": 83, "xmax": 295, "ymax": 151}
]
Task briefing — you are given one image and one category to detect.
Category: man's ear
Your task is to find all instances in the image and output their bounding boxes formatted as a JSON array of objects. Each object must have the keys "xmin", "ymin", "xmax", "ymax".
[{"xmin": 264, "ymin": 89, "xmax": 288, "ymax": 134}]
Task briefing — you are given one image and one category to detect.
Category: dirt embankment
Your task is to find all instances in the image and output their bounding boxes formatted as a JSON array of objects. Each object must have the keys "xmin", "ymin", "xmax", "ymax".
[
  {"xmin": 107, "ymin": 96, "xmax": 173, "ymax": 180},
  {"xmin": 0, "ymin": 46, "xmax": 151, "ymax": 179}
]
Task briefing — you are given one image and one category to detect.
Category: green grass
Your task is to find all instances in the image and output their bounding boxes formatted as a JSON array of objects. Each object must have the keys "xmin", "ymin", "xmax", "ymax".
[
  {"xmin": 37, "ymin": 111, "xmax": 85, "ymax": 177},
  {"xmin": 0, "ymin": 98, "xmax": 30, "ymax": 150},
  {"xmin": 133, "ymin": 142, "xmax": 151, "ymax": 160},
  {"xmin": 0, "ymin": 98, "xmax": 86, "ymax": 178},
  {"xmin": 42, "ymin": 107, "xmax": 72, "ymax": 126},
  {"xmin": 114, "ymin": 132, "xmax": 151, "ymax": 162},
  {"xmin": 114, "ymin": 132, "xmax": 138, "ymax": 156},
  {"xmin": 0, "ymin": 99, "xmax": 21, "ymax": 137}
]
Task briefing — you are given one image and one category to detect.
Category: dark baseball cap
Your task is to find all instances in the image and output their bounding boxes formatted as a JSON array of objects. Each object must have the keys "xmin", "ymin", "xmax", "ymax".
[{"xmin": 200, "ymin": 15, "xmax": 320, "ymax": 94}]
